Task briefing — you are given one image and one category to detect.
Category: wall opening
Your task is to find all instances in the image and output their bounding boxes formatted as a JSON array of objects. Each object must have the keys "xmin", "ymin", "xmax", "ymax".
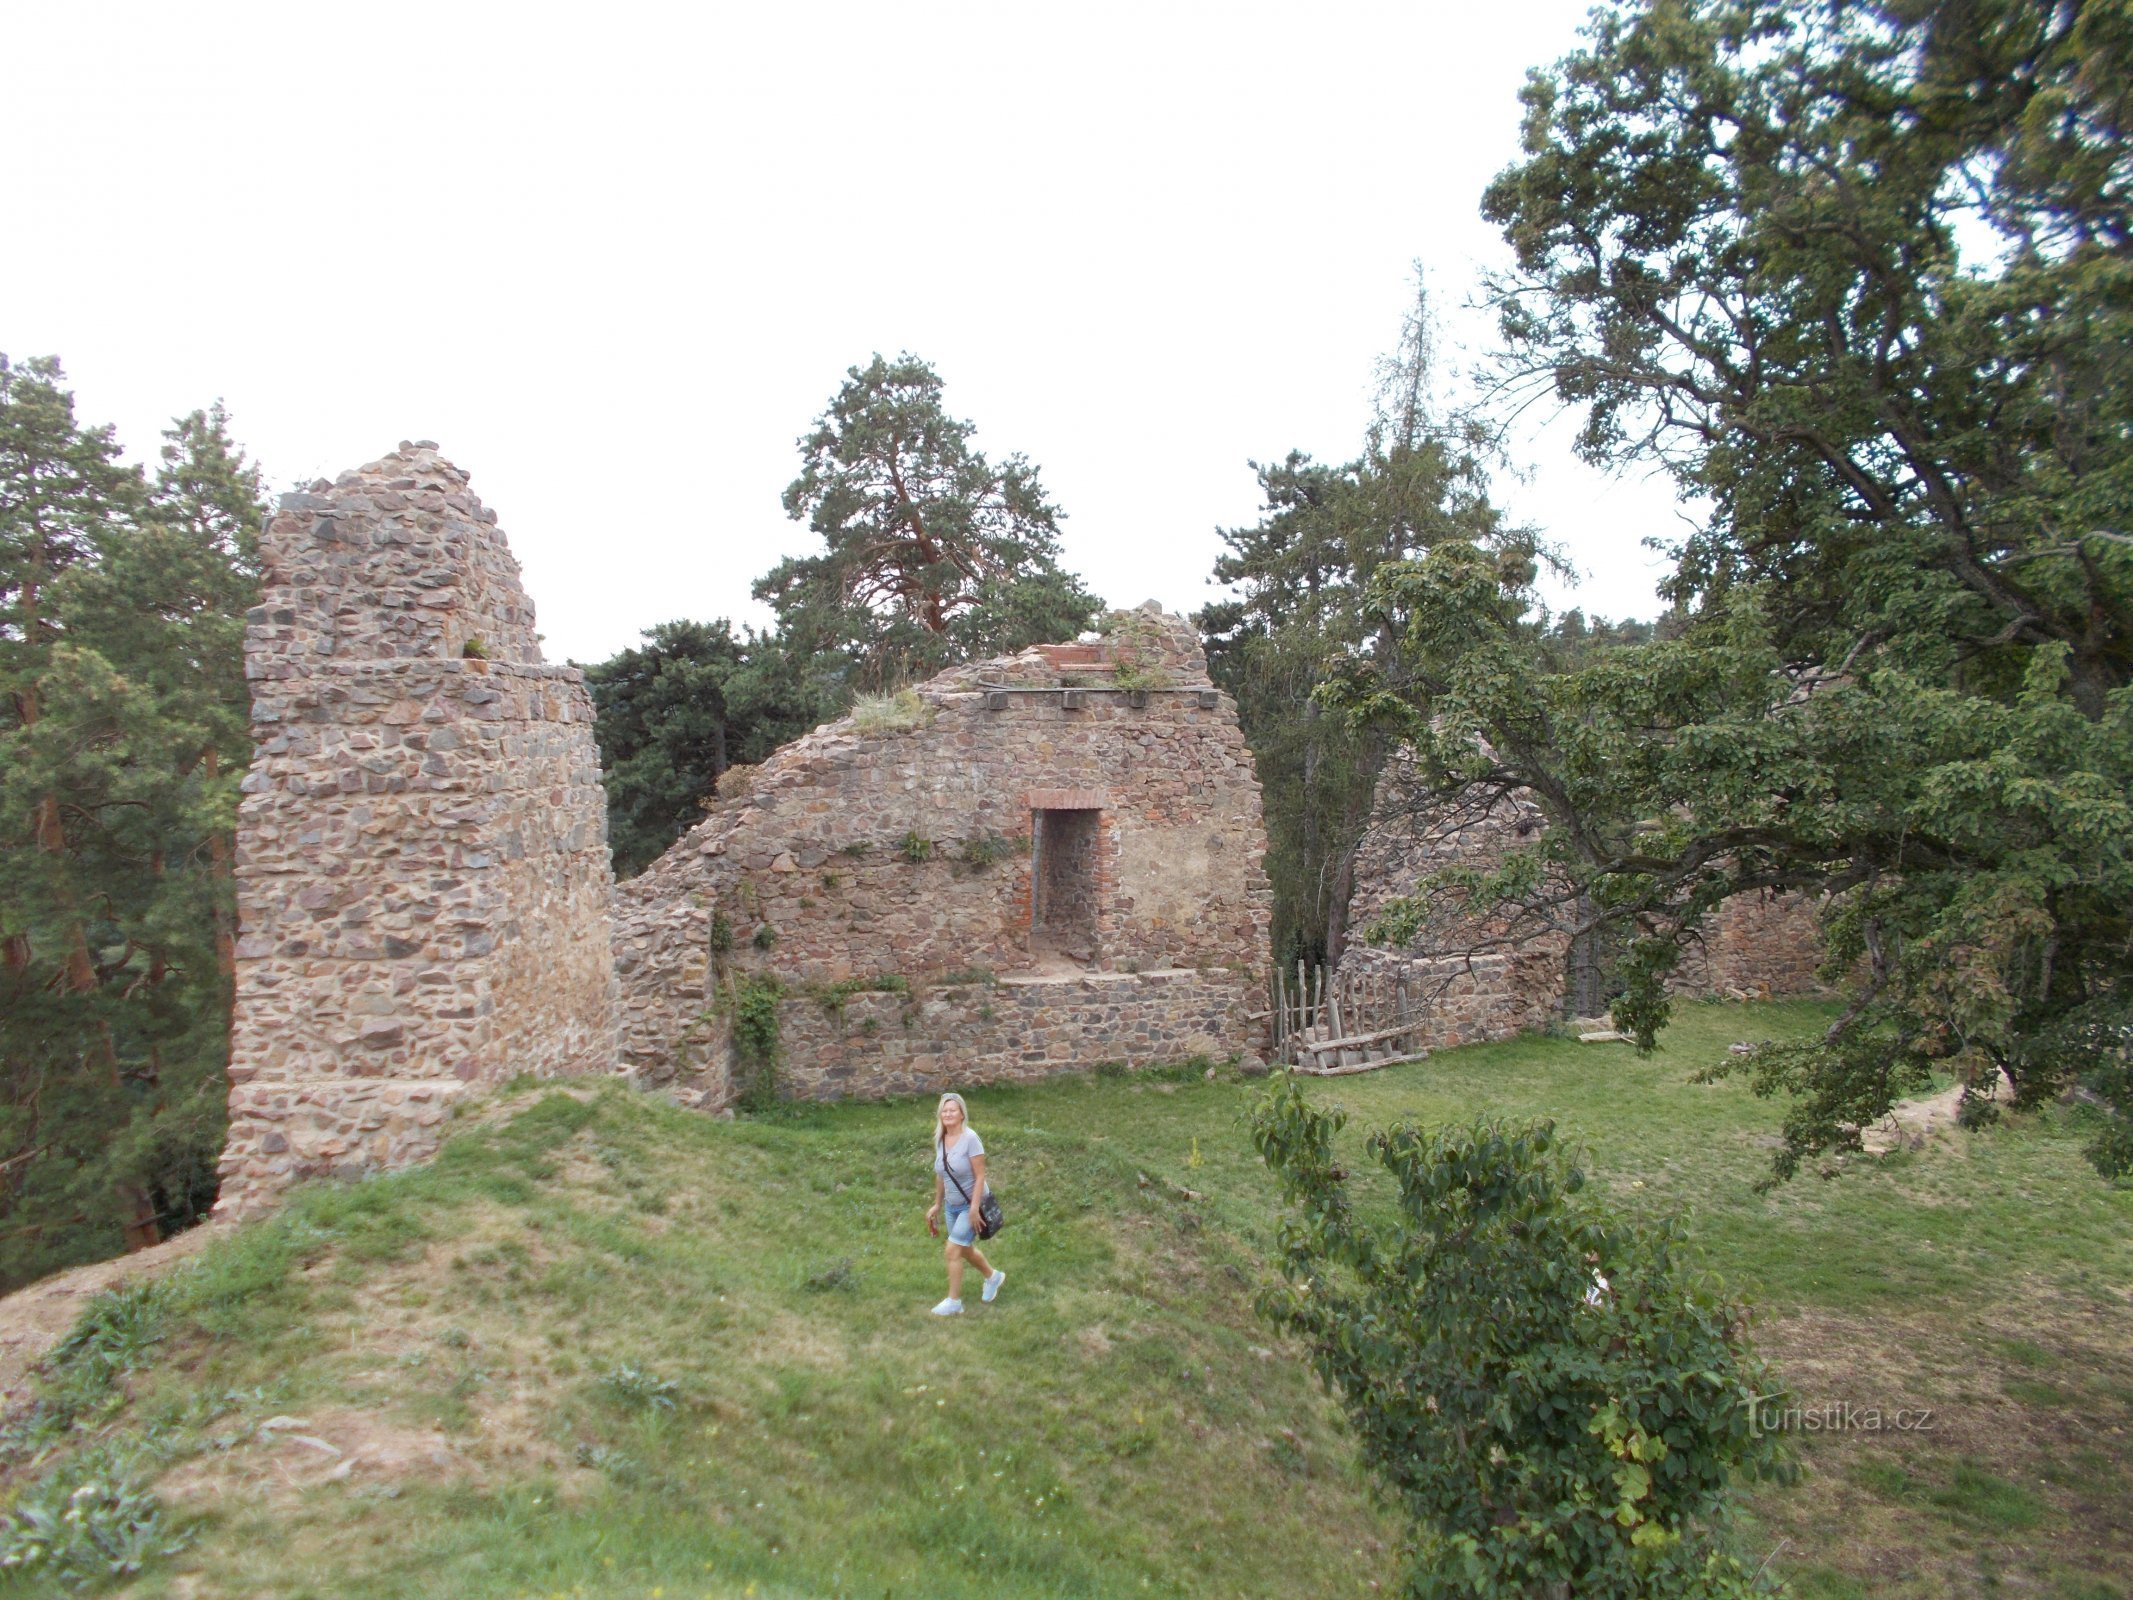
[{"xmin": 1031, "ymin": 808, "xmax": 1102, "ymax": 955}]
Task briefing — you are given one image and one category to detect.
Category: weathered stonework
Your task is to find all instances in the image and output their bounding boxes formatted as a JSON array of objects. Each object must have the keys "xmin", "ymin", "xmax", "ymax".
[
  {"xmin": 776, "ymin": 968, "xmax": 1254, "ymax": 1099},
  {"xmin": 1334, "ymin": 761, "xmax": 1827, "ymax": 1053},
  {"xmin": 614, "ymin": 608, "xmax": 1274, "ymax": 1104},
  {"xmin": 217, "ymin": 445, "xmax": 617, "ymax": 1214}
]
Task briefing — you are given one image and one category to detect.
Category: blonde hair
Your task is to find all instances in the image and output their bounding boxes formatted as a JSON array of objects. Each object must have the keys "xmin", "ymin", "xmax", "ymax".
[{"xmin": 933, "ymin": 1092, "xmax": 974, "ymax": 1148}]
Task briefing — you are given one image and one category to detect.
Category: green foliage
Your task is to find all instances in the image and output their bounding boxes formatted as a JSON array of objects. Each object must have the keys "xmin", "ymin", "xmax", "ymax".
[
  {"xmin": 1249, "ymin": 1076, "xmax": 1790, "ymax": 1599},
  {"xmin": 594, "ymin": 1363, "xmax": 679, "ymax": 1414},
  {"xmin": 708, "ymin": 910, "xmax": 734, "ymax": 955},
  {"xmin": 759, "ymin": 352, "xmax": 1101, "ymax": 692},
  {"xmin": 730, "ymin": 976, "xmax": 784, "ymax": 1111},
  {"xmin": 1, "ymin": 359, "xmax": 266, "ymax": 1290},
  {"xmin": 1101, "ymin": 610, "xmax": 1172, "ymax": 693},
  {"xmin": 897, "ymin": 829, "xmax": 935, "ymax": 864},
  {"xmin": 1329, "ymin": 0, "xmax": 2133, "ymax": 1182},
  {"xmin": 459, "ymin": 635, "xmax": 487, "ymax": 660},
  {"xmin": 750, "ymin": 922, "xmax": 777, "ymax": 952},
  {"xmin": 809, "ymin": 974, "xmax": 909, "ymax": 1019},
  {"xmin": 0, "ymin": 1442, "xmax": 187, "ymax": 1589},
  {"xmin": 583, "ymin": 619, "xmax": 822, "ymax": 877},
  {"xmin": 1200, "ymin": 281, "xmax": 1525, "ymax": 967},
  {"xmin": 957, "ymin": 833, "xmax": 1019, "ymax": 870}
]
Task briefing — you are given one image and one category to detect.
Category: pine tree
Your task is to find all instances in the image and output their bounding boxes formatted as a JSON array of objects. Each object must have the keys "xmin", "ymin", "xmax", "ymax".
[
  {"xmin": 760, "ymin": 354, "xmax": 1101, "ymax": 692},
  {"xmin": 0, "ymin": 363, "xmax": 263, "ymax": 1287}
]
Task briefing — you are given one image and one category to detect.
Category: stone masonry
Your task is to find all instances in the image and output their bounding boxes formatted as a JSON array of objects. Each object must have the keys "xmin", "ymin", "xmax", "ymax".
[
  {"xmin": 217, "ymin": 445, "xmax": 617, "ymax": 1215},
  {"xmin": 613, "ymin": 607, "xmax": 1274, "ymax": 1104},
  {"xmin": 1334, "ymin": 759, "xmax": 1827, "ymax": 1052}
]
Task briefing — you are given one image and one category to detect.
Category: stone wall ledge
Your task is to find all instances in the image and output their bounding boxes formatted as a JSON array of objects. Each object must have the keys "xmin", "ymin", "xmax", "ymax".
[
  {"xmin": 993, "ymin": 967, "xmax": 1230, "ymax": 989},
  {"xmin": 247, "ymin": 658, "xmax": 586, "ymax": 686}
]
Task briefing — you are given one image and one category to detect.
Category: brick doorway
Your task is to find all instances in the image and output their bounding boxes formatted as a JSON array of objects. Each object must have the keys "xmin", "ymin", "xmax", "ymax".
[{"xmin": 1031, "ymin": 807, "xmax": 1102, "ymax": 959}]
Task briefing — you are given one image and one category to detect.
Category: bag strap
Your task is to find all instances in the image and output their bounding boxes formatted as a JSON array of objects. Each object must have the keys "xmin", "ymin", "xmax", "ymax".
[{"xmin": 940, "ymin": 1134, "xmax": 974, "ymax": 1206}]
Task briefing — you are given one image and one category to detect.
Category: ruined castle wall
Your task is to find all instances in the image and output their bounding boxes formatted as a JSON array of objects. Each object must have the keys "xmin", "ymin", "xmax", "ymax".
[
  {"xmin": 1334, "ymin": 764, "xmax": 1827, "ymax": 1054},
  {"xmin": 614, "ymin": 610, "xmax": 1273, "ymax": 1105},
  {"xmin": 775, "ymin": 968, "xmax": 1255, "ymax": 1099},
  {"xmin": 218, "ymin": 445, "xmax": 616, "ymax": 1214}
]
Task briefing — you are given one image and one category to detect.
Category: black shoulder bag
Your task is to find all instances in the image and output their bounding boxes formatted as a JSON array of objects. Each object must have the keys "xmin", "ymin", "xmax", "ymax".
[{"xmin": 941, "ymin": 1138, "xmax": 1006, "ymax": 1240}]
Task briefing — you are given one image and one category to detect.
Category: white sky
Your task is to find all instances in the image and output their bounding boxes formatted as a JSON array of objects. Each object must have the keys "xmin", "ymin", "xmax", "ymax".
[{"xmin": 6, "ymin": 1, "xmax": 1688, "ymax": 665}]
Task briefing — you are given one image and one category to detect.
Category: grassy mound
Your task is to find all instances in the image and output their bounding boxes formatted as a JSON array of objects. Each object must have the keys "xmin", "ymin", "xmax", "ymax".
[{"xmin": 4, "ymin": 1000, "xmax": 2130, "ymax": 1599}]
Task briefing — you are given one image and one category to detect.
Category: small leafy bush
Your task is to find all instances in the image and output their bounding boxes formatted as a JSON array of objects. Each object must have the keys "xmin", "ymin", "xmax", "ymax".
[
  {"xmin": 0, "ymin": 1458, "xmax": 186, "ymax": 1588},
  {"xmin": 459, "ymin": 635, "xmax": 488, "ymax": 660},
  {"xmin": 709, "ymin": 911, "xmax": 734, "ymax": 955},
  {"xmin": 898, "ymin": 830, "xmax": 935, "ymax": 864},
  {"xmin": 1249, "ymin": 1077, "xmax": 1791, "ymax": 1600},
  {"xmin": 958, "ymin": 833, "xmax": 1018, "ymax": 870},
  {"xmin": 751, "ymin": 922, "xmax": 778, "ymax": 951},
  {"xmin": 595, "ymin": 1363, "xmax": 679, "ymax": 1414},
  {"xmin": 731, "ymin": 976, "xmax": 784, "ymax": 1111}
]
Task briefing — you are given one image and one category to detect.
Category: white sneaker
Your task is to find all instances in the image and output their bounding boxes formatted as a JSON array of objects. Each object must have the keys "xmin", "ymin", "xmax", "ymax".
[
  {"xmin": 982, "ymin": 1270, "xmax": 1006, "ymax": 1303},
  {"xmin": 930, "ymin": 1298, "xmax": 963, "ymax": 1316}
]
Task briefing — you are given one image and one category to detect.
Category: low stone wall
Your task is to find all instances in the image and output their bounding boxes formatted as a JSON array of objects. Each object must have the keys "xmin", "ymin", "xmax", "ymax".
[
  {"xmin": 218, "ymin": 447, "xmax": 616, "ymax": 1215},
  {"xmin": 772, "ymin": 968, "xmax": 1257, "ymax": 1100}
]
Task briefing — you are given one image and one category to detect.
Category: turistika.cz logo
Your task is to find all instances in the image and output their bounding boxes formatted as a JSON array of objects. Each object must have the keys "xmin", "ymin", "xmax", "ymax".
[{"xmin": 1743, "ymin": 1393, "xmax": 1936, "ymax": 1437}]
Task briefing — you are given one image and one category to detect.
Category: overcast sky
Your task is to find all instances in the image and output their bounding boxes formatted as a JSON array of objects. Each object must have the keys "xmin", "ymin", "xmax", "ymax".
[{"xmin": 7, "ymin": 1, "xmax": 1689, "ymax": 665}]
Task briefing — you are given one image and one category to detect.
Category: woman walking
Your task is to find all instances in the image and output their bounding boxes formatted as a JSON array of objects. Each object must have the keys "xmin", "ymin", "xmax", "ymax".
[{"xmin": 926, "ymin": 1092, "xmax": 1004, "ymax": 1316}]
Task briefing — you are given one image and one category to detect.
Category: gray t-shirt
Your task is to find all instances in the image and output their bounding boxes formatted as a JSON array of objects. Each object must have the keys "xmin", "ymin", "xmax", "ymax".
[{"xmin": 935, "ymin": 1128, "xmax": 986, "ymax": 1207}]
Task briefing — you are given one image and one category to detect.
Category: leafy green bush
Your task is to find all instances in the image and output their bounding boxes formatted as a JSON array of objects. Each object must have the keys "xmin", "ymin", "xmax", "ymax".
[
  {"xmin": 595, "ymin": 1363, "xmax": 679, "ymax": 1414},
  {"xmin": 1249, "ymin": 1077, "xmax": 1790, "ymax": 1600},
  {"xmin": 958, "ymin": 833, "xmax": 1020, "ymax": 869},
  {"xmin": 897, "ymin": 830, "xmax": 935, "ymax": 864},
  {"xmin": 731, "ymin": 977, "xmax": 784, "ymax": 1111},
  {"xmin": 0, "ymin": 1450, "xmax": 186, "ymax": 1589}
]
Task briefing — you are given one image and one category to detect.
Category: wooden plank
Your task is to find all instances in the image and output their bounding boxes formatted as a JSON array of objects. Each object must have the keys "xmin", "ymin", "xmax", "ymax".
[{"xmin": 1291, "ymin": 1049, "xmax": 1433, "ymax": 1078}]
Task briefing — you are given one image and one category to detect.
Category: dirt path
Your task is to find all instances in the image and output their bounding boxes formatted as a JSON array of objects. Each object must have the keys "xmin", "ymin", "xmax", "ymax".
[
  {"xmin": 0, "ymin": 1226, "xmax": 220, "ymax": 1408},
  {"xmin": 1859, "ymin": 1069, "xmax": 2012, "ymax": 1155}
]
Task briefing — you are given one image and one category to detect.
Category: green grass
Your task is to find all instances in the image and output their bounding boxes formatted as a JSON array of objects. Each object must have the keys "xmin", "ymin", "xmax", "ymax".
[{"xmin": 5, "ymin": 1000, "xmax": 2131, "ymax": 1599}]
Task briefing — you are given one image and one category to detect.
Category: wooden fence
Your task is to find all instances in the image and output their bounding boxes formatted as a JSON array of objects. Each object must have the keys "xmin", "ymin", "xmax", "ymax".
[{"xmin": 1270, "ymin": 961, "xmax": 1432, "ymax": 1076}]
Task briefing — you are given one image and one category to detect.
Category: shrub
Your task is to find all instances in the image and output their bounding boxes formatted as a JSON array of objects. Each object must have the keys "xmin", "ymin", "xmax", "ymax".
[
  {"xmin": 898, "ymin": 830, "xmax": 934, "ymax": 864},
  {"xmin": 709, "ymin": 911, "xmax": 734, "ymax": 955},
  {"xmin": 460, "ymin": 635, "xmax": 488, "ymax": 660},
  {"xmin": 0, "ymin": 1448, "xmax": 186, "ymax": 1587},
  {"xmin": 731, "ymin": 976, "xmax": 784, "ymax": 1111},
  {"xmin": 1101, "ymin": 609, "xmax": 1171, "ymax": 692},
  {"xmin": 1249, "ymin": 1077, "xmax": 1791, "ymax": 1600},
  {"xmin": 959, "ymin": 833, "xmax": 1018, "ymax": 870},
  {"xmin": 595, "ymin": 1363, "xmax": 679, "ymax": 1414},
  {"xmin": 751, "ymin": 922, "xmax": 777, "ymax": 951}
]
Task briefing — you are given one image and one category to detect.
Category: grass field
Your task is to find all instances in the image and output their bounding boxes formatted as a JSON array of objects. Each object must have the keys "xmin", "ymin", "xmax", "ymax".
[{"xmin": 4, "ymin": 999, "xmax": 2130, "ymax": 1599}]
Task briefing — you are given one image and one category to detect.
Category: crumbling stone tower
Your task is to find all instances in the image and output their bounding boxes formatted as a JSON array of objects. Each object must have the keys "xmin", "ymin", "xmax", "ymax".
[{"xmin": 217, "ymin": 444, "xmax": 617, "ymax": 1214}]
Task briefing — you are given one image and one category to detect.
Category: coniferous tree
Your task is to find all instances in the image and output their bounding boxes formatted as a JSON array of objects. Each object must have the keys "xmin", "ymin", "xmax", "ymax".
[
  {"xmin": 585, "ymin": 620, "xmax": 821, "ymax": 876},
  {"xmin": 760, "ymin": 354, "xmax": 1101, "ymax": 693},
  {"xmin": 0, "ymin": 362, "xmax": 263, "ymax": 1288}
]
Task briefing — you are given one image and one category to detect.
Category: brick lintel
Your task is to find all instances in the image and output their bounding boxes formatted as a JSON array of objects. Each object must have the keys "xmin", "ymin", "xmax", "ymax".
[{"xmin": 1027, "ymin": 788, "xmax": 1111, "ymax": 811}]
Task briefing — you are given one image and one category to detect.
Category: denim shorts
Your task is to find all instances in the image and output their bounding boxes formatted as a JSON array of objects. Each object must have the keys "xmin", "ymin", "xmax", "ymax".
[{"xmin": 945, "ymin": 1204, "xmax": 975, "ymax": 1246}]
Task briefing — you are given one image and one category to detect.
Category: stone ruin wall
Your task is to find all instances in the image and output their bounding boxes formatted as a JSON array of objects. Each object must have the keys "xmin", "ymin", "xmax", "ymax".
[
  {"xmin": 1334, "ymin": 763, "xmax": 1827, "ymax": 1053},
  {"xmin": 218, "ymin": 445, "xmax": 617, "ymax": 1215},
  {"xmin": 613, "ymin": 608, "xmax": 1274, "ymax": 1104}
]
